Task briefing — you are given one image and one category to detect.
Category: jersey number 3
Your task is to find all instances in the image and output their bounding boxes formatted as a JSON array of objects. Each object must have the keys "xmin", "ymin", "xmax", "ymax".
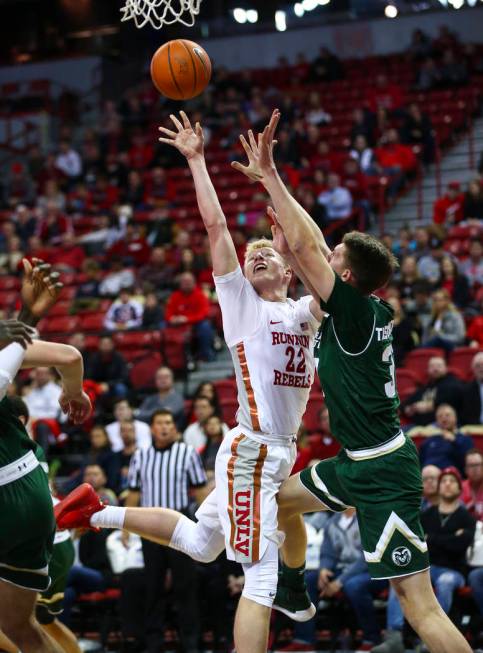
[{"xmin": 382, "ymin": 344, "xmax": 396, "ymax": 398}]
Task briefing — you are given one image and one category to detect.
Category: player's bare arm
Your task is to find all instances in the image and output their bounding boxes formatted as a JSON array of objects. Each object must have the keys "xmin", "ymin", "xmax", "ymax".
[
  {"xmin": 270, "ymin": 214, "xmax": 324, "ymax": 322},
  {"xmin": 159, "ymin": 111, "xmax": 238, "ymax": 277},
  {"xmin": 234, "ymin": 110, "xmax": 337, "ymax": 303}
]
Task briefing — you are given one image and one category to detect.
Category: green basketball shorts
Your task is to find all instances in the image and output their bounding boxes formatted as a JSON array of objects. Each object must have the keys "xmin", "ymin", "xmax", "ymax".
[
  {"xmin": 0, "ymin": 464, "xmax": 55, "ymax": 591},
  {"xmin": 37, "ymin": 536, "xmax": 75, "ymax": 624},
  {"xmin": 300, "ymin": 436, "xmax": 430, "ymax": 579}
]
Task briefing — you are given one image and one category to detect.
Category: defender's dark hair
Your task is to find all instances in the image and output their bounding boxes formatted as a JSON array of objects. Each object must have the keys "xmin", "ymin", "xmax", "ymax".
[{"xmin": 343, "ymin": 231, "xmax": 399, "ymax": 294}]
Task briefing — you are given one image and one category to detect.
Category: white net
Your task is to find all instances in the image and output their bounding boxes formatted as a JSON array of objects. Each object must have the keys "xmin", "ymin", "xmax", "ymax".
[{"xmin": 120, "ymin": 0, "xmax": 202, "ymax": 29}]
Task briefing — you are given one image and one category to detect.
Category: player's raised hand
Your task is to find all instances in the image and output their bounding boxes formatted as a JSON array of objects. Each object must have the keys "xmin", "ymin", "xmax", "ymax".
[
  {"xmin": 59, "ymin": 389, "xmax": 92, "ymax": 424},
  {"xmin": 20, "ymin": 258, "xmax": 63, "ymax": 321},
  {"xmin": 231, "ymin": 109, "xmax": 280, "ymax": 182},
  {"xmin": 158, "ymin": 111, "xmax": 204, "ymax": 161}
]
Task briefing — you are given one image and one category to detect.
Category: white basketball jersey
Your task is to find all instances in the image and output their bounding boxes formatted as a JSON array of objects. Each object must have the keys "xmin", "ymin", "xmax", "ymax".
[{"xmin": 214, "ymin": 266, "xmax": 320, "ymax": 440}]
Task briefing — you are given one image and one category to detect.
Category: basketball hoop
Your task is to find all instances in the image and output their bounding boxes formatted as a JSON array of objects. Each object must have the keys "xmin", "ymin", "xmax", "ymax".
[{"xmin": 120, "ymin": 0, "xmax": 202, "ymax": 29}]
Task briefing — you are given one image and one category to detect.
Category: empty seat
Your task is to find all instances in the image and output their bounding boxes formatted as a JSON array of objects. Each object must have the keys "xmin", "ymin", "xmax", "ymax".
[
  {"xmin": 449, "ymin": 347, "xmax": 481, "ymax": 381},
  {"xmin": 213, "ymin": 378, "xmax": 237, "ymax": 402},
  {"xmin": 130, "ymin": 352, "xmax": 163, "ymax": 390},
  {"xmin": 41, "ymin": 316, "xmax": 80, "ymax": 334},
  {"xmin": 79, "ymin": 314, "xmax": 106, "ymax": 332},
  {"xmin": 404, "ymin": 348, "xmax": 445, "ymax": 384}
]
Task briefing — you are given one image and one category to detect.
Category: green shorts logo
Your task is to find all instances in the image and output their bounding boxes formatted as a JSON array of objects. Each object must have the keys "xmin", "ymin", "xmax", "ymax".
[{"xmin": 391, "ymin": 546, "xmax": 412, "ymax": 567}]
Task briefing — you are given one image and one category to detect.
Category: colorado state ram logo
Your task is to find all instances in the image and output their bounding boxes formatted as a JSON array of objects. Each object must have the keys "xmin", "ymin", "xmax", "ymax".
[{"xmin": 391, "ymin": 546, "xmax": 412, "ymax": 567}]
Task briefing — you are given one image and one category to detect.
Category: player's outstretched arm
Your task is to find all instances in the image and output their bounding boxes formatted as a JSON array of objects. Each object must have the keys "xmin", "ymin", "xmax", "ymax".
[
  {"xmin": 234, "ymin": 111, "xmax": 336, "ymax": 302},
  {"xmin": 158, "ymin": 111, "xmax": 238, "ymax": 277},
  {"xmin": 22, "ymin": 340, "xmax": 91, "ymax": 424}
]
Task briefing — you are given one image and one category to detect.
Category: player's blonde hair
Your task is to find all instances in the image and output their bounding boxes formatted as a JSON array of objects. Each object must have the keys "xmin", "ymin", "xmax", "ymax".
[{"xmin": 244, "ymin": 238, "xmax": 276, "ymax": 259}]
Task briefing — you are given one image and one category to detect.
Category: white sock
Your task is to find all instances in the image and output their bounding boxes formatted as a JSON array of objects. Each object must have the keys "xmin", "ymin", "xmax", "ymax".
[{"xmin": 90, "ymin": 506, "xmax": 126, "ymax": 529}]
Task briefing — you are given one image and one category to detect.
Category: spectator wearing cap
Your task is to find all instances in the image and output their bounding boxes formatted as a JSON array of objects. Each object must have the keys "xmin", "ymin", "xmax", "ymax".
[
  {"xmin": 402, "ymin": 356, "xmax": 464, "ymax": 426},
  {"xmin": 418, "ymin": 237, "xmax": 447, "ymax": 285},
  {"xmin": 460, "ymin": 351, "xmax": 483, "ymax": 426},
  {"xmin": 422, "ymin": 287, "xmax": 466, "ymax": 352},
  {"xmin": 433, "ymin": 181, "xmax": 464, "ymax": 226},
  {"xmin": 165, "ymin": 272, "xmax": 215, "ymax": 362},
  {"xmin": 381, "ymin": 467, "xmax": 476, "ymax": 647},
  {"xmin": 104, "ymin": 288, "xmax": 143, "ymax": 331},
  {"xmin": 461, "ymin": 239, "xmax": 483, "ymax": 290},
  {"xmin": 419, "ymin": 404, "xmax": 474, "ymax": 474}
]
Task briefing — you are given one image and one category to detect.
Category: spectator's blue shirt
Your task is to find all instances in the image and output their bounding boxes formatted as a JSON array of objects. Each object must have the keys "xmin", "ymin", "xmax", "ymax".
[{"xmin": 419, "ymin": 431, "xmax": 474, "ymax": 474}]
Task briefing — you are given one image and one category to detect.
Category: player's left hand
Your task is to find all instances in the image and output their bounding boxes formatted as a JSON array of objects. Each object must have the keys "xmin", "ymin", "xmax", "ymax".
[
  {"xmin": 21, "ymin": 258, "xmax": 63, "ymax": 319},
  {"xmin": 59, "ymin": 390, "xmax": 92, "ymax": 424}
]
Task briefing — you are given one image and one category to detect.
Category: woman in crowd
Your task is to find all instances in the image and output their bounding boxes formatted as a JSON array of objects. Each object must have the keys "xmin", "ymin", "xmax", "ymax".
[
  {"xmin": 387, "ymin": 296, "xmax": 420, "ymax": 365},
  {"xmin": 438, "ymin": 256, "xmax": 471, "ymax": 309},
  {"xmin": 422, "ymin": 288, "xmax": 466, "ymax": 351}
]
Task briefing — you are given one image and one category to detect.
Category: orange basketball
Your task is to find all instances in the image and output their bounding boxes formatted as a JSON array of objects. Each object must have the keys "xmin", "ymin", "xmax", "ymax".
[{"xmin": 150, "ymin": 39, "xmax": 212, "ymax": 101}]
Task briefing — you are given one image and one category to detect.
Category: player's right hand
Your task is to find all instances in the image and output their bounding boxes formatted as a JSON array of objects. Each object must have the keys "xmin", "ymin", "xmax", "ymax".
[
  {"xmin": 158, "ymin": 111, "xmax": 204, "ymax": 160},
  {"xmin": 21, "ymin": 258, "xmax": 63, "ymax": 319},
  {"xmin": 0, "ymin": 319, "xmax": 37, "ymax": 349}
]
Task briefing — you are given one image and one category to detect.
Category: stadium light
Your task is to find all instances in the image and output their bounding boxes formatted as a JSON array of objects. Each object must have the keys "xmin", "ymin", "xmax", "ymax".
[
  {"xmin": 384, "ymin": 3, "xmax": 398, "ymax": 16},
  {"xmin": 294, "ymin": 2, "xmax": 305, "ymax": 16},
  {"xmin": 275, "ymin": 9, "xmax": 287, "ymax": 30},
  {"xmin": 246, "ymin": 9, "xmax": 258, "ymax": 22},
  {"xmin": 233, "ymin": 8, "xmax": 247, "ymax": 22},
  {"xmin": 302, "ymin": 0, "xmax": 319, "ymax": 10}
]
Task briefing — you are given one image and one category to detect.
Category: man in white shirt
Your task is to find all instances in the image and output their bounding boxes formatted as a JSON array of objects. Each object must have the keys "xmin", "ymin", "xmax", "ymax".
[
  {"xmin": 24, "ymin": 367, "xmax": 65, "ymax": 450},
  {"xmin": 55, "ymin": 141, "xmax": 82, "ymax": 179},
  {"xmin": 106, "ymin": 399, "xmax": 151, "ymax": 452},
  {"xmin": 183, "ymin": 396, "xmax": 229, "ymax": 452},
  {"xmin": 317, "ymin": 173, "xmax": 353, "ymax": 221}
]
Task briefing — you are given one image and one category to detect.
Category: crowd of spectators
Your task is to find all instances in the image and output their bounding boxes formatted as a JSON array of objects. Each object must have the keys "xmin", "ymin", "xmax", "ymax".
[{"xmin": 1, "ymin": 24, "xmax": 482, "ymax": 653}]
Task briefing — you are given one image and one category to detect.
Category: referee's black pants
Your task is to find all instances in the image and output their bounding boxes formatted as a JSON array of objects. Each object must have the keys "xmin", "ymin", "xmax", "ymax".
[{"xmin": 142, "ymin": 538, "xmax": 200, "ymax": 653}]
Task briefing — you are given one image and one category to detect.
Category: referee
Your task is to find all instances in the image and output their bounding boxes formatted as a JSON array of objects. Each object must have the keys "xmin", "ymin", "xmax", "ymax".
[{"xmin": 126, "ymin": 409, "xmax": 207, "ymax": 653}]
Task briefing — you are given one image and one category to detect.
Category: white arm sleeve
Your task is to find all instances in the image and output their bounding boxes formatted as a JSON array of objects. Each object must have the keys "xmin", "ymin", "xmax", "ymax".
[
  {"xmin": 0, "ymin": 342, "xmax": 27, "ymax": 400},
  {"xmin": 213, "ymin": 266, "xmax": 264, "ymax": 347}
]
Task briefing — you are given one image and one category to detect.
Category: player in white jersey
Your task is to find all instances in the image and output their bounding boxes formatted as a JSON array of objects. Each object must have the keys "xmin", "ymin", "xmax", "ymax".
[{"xmin": 55, "ymin": 111, "xmax": 324, "ymax": 653}]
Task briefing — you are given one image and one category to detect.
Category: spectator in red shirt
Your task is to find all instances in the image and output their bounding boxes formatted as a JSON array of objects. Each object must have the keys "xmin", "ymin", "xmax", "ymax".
[
  {"xmin": 366, "ymin": 74, "xmax": 404, "ymax": 113},
  {"xmin": 50, "ymin": 231, "xmax": 86, "ymax": 272},
  {"xmin": 165, "ymin": 271, "xmax": 215, "ymax": 361},
  {"xmin": 375, "ymin": 129, "xmax": 417, "ymax": 173},
  {"xmin": 461, "ymin": 449, "xmax": 483, "ymax": 521},
  {"xmin": 433, "ymin": 181, "xmax": 464, "ymax": 226},
  {"xmin": 107, "ymin": 222, "xmax": 151, "ymax": 266}
]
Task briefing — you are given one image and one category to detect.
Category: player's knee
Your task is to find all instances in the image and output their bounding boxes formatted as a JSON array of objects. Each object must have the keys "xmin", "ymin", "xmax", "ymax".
[
  {"xmin": 242, "ymin": 544, "xmax": 279, "ymax": 608},
  {"xmin": 170, "ymin": 514, "xmax": 223, "ymax": 564}
]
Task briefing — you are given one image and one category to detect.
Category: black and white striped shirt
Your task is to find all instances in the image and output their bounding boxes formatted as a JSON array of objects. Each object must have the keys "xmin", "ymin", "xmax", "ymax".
[{"xmin": 127, "ymin": 440, "xmax": 207, "ymax": 510}]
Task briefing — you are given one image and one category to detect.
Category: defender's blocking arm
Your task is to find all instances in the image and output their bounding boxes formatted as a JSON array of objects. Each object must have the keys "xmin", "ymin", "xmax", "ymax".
[
  {"xmin": 234, "ymin": 110, "xmax": 337, "ymax": 303},
  {"xmin": 159, "ymin": 111, "xmax": 238, "ymax": 277}
]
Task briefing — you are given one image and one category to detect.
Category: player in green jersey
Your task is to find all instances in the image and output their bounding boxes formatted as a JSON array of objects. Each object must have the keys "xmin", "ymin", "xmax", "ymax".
[
  {"xmin": 0, "ymin": 397, "xmax": 81, "ymax": 653},
  {"xmin": 231, "ymin": 109, "xmax": 472, "ymax": 653},
  {"xmin": 0, "ymin": 259, "xmax": 91, "ymax": 653}
]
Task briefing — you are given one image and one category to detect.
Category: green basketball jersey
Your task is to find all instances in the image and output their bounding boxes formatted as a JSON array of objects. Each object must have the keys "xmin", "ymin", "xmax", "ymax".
[
  {"xmin": 0, "ymin": 396, "xmax": 40, "ymax": 466},
  {"xmin": 315, "ymin": 274, "xmax": 401, "ymax": 450}
]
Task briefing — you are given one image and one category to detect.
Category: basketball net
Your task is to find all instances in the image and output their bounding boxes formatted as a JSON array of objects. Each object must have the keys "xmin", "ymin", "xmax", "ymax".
[{"xmin": 121, "ymin": 0, "xmax": 202, "ymax": 28}]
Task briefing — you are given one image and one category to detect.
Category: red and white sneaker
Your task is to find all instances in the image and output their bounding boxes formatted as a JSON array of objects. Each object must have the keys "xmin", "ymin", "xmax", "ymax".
[{"xmin": 54, "ymin": 483, "xmax": 105, "ymax": 530}]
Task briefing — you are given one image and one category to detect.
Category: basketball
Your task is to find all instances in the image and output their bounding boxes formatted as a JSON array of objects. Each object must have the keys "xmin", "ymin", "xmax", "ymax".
[{"xmin": 150, "ymin": 39, "xmax": 212, "ymax": 101}]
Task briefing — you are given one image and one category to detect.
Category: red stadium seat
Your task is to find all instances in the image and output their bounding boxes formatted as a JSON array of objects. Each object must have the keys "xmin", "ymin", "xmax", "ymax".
[
  {"xmin": 302, "ymin": 396, "xmax": 324, "ymax": 432},
  {"xmin": 404, "ymin": 348, "xmax": 445, "ymax": 384},
  {"xmin": 114, "ymin": 331, "xmax": 155, "ymax": 350},
  {"xmin": 59, "ymin": 286, "xmax": 77, "ymax": 301},
  {"xmin": 84, "ymin": 335, "xmax": 100, "ymax": 351},
  {"xmin": 449, "ymin": 347, "xmax": 481, "ymax": 381},
  {"xmin": 0, "ymin": 291, "xmax": 19, "ymax": 309},
  {"xmin": 0, "ymin": 276, "xmax": 20, "ymax": 291},
  {"xmin": 79, "ymin": 314, "xmax": 106, "ymax": 332},
  {"xmin": 219, "ymin": 398, "xmax": 238, "ymax": 428},
  {"xmin": 48, "ymin": 301, "xmax": 71, "ymax": 317},
  {"xmin": 213, "ymin": 378, "xmax": 237, "ymax": 402},
  {"xmin": 130, "ymin": 352, "xmax": 163, "ymax": 390},
  {"xmin": 162, "ymin": 326, "xmax": 192, "ymax": 372},
  {"xmin": 396, "ymin": 368, "xmax": 419, "ymax": 401},
  {"xmin": 41, "ymin": 316, "xmax": 80, "ymax": 334}
]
